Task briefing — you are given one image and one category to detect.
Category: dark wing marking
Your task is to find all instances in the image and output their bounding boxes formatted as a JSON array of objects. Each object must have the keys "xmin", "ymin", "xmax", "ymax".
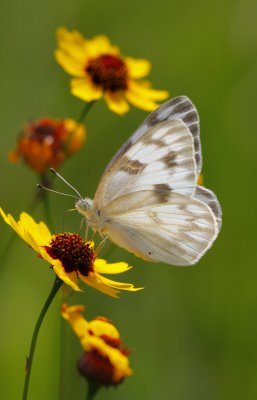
[{"xmin": 194, "ymin": 186, "xmax": 222, "ymax": 232}]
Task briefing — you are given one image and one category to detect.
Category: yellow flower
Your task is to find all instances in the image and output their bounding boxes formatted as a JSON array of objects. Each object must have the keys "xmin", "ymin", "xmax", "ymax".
[
  {"xmin": 9, "ymin": 117, "xmax": 86, "ymax": 175},
  {"xmin": 62, "ymin": 304, "xmax": 132, "ymax": 385},
  {"xmin": 55, "ymin": 27, "xmax": 169, "ymax": 115},
  {"xmin": 197, "ymin": 174, "xmax": 204, "ymax": 186},
  {"xmin": 0, "ymin": 209, "xmax": 142, "ymax": 298}
]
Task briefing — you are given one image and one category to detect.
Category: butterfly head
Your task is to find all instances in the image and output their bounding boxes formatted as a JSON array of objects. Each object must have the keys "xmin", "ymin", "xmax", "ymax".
[{"xmin": 75, "ymin": 197, "xmax": 94, "ymax": 217}]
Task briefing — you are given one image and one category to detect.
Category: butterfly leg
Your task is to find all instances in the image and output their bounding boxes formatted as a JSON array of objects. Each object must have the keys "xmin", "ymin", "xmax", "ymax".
[{"xmin": 95, "ymin": 235, "xmax": 109, "ymax": 257}]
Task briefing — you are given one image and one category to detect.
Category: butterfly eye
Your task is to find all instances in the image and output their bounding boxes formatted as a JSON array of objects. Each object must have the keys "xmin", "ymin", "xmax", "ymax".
[{"xmin": 75, "ymin": 198, "xmax": 93, "ymax": 213}]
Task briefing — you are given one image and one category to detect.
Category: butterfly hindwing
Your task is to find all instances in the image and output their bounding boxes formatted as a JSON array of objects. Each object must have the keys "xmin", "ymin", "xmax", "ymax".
[
  {"xmin": 193, "ymin": 185, "xmax": 222, "ymax": 231},
  {"xmin": 104, "ymin": 190, "xmax": 218, "ymax": 265}
]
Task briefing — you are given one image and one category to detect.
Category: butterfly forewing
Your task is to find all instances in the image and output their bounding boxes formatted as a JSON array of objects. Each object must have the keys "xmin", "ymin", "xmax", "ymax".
[
  {"xmin": 94, "ymin": 119, "xmax": 197, "ymax": 209},
  {"xmin": 104, "ymin": 96, "xmax": 201, "ymax": 174}
]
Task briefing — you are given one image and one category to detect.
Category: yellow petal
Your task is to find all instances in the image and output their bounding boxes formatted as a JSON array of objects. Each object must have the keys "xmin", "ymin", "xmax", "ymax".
[
  {"xmin": 56, "ymin": 27, "xmax": 88, "ymax": 63},
  {"xmin": 125, "ymin": 80, "xmax": 168, "ymax": 111},
  {"xmin": 104, "ymin": 91, "xmax": 129, "ymax": 115},
  {"xmin": 94, "ymin": 259, "xmax": 132, "ymax": 274},
  {"xmin": 71, "ymin": 78, "xmax": 103, "ymax": 101},
  {"xmin": 82, "ymin": 335, "xmax": 132, "ymax": 379},
  {"xmin": 61, "ymin": 304, "xmax": 89, "ymax": 338},
  {"xmin": 98, "ymin": 274, "xmax": 143, "ymax": 292},
  {"xmin": 79, "ymin": 272, "xmax": 121, "ymax": 298},
  {"xmin": 125, "ymin": 57, "xmax": 151, "ymax": 79},
  {"xmin": 0, "ymin": 208, "xmax": 25, "ymax": 241},
  {"xmin": 0, "ymin": 209, "xmax": 43, "ymax": 252},
  {"xmin": 57, "ymin": 27, "xmax": 85, "ymax": 47},
  {"xmin": 129, "ymin": 80, "xmax": 169, "ymax": 100},
  {"xmin": 20, "ymin": 212, "xmax": 51, "ymax": 244},
  {"xmin": 88, "ymin": 318, "xmax": 120, "ymax": 339},
  {"xmin": 125, "ymin": 90, "xmax": 158, "ymax": 111},
  {"xmin": 55, "ymin": 49, "xmax": 86, "ymax": 77},
  {"xmin": 52, "ymin": 263, "xmax": 81, "ymax": 291},
  {"xmin": 197, "ymin": 174, "xmax": 204, "ymax": 186},
  {"xmin": 86, "ymin": 35, "xmax": 119, "ymax": 57}
]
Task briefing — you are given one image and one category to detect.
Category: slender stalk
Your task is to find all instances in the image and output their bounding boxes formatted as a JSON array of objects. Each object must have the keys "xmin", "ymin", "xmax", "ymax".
[
  {"xmin": 59, "ymin": 316, "xmax": 67, "ymax": 400},
  {"xmin": 58, "ymin": 285, "xmax": 73, "ymax": 400},
  {"xmin": 85, "ymin": 382, "xmax": 101, "ymax": 400},
  {"xmin": 42, "ymin": 190, "xmax": 54, "ymax": 230},
  {"xmin": 40, "ymin": 174, "xmax": 55, "ymax": 230},
  {"xmin": 78, "ymin": 101, "xmax": 95, "ymax": 124},
  {"xmin": 22, "ymin": 276, "xmax": 63, "ymax": 400}
]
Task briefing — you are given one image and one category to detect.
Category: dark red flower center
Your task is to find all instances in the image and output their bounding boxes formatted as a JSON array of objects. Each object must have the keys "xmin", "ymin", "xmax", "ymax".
[
  {"xmin": 28, "ymin": 119, "xmax": 63, "ymax": 143},
  {"xmin": 86, "ymin": 54, "xmax": 128, "ymax": 92},
  {"xmin": 77, "ymin": 350, "xmax": 119, "ymax": 385},
  {"xmin": 45, "ymin": 233, "xmax": 95, "ymax": 276}
]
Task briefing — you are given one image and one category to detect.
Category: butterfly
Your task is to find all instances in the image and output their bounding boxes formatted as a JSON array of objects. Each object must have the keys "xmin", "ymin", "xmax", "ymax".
[{"xmin": 52, "ymin": 96, "xmax": 222, "ymax": 266}]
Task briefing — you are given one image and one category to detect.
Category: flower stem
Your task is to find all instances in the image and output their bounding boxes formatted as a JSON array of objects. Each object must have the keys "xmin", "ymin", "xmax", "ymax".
[
  {"xmin": 78, "ymin": 101, "xmax": 95, "ymax": 124},
  {"xmin": 40, "ymin": 174, "xmax": 55, "ymax": 230},
  {"xmin": 85, "ymin": 382, "xmax": 101, "ymax": 400},
  {"xmin": 22, "ymin": 276, "xmax": 63, "ymax": 400}
]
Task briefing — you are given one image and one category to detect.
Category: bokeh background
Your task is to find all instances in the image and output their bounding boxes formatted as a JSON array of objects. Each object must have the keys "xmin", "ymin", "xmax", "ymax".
[{"xmin": 1, "ymin": 0, "xmax": 257, "ymax": 399}]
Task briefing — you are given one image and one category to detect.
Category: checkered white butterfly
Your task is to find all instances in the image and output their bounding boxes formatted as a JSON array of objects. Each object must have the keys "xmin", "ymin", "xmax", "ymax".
[{"xmin": 50, "ymin": 96, "xmax": 222, "ymax": 265}]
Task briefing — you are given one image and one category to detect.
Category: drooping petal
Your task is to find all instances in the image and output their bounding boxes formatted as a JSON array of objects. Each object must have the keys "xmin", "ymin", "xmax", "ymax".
[
  {"xmin": 125, "ymin": 80, "xmax": 168, "ymax": 111},
  {"xmin": 71, "ymin": 78, "xmax": 103, "ymax": 101},
  {"xmin": 94, "ymin": 259, "xmax": 132, "ymax": 274},
  {"xmin": 129, "ymin": 80, "xmax": 169, "ymax": 100},
  {"xmin": 79, "ymin": 272, "xmax": 121, "ymax": 298},
  {"xmin": 0, "ymin": 208, "xmax": 26, "ymax": 241},
  {"xmin": 61, "ymin": 304, "xmax": 90, "ymax": 338},
  {"xmin": 98, "ymin": 274, "xmax": 143, "ymax": 292},
  {"xmin": 125, "ymin": 90, "xmax": 158, "ymax": 111},
  {"xmin": 125, "ymin": 57, "xmax": 151, "ymax": 79},
  {"xmin": 52, "ymin": 262, "xmax": 81, "ymax": 291},
  {"xmin": 82, "ymin": 334, "xmax": 132, "ymax": 379},
  {"xmin": 104, "ymin": 91, "xmax": 129, "ymax": 115}
]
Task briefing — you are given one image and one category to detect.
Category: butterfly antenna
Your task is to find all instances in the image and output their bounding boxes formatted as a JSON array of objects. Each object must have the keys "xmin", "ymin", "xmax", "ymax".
[
  {"xmin": 37, "ymin": 184, "xmax": 79, "ymax": 200},
  {"xmin": 50, "ymin": 168, "xmax": 83, "ymax": 199}
]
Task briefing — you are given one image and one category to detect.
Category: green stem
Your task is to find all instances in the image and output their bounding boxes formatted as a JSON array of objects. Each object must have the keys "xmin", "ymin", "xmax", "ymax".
[
  {"xmin": 59, "ymin": 316, "xmax": 67, "ymax": 400},
  {"xmin": 78, "ymin": 101, "xmax": 95, "ymax": 124},
  {"xmin": 22, "ymin": 276, "xmax": 63, "ymax": 400},
  {"xmin": 85, "ymin": 381, "xmax": 101, "ymax": 400},
  {"xmin": 42, "ymin": 190, "xmax": 54, "ymax": 230}
]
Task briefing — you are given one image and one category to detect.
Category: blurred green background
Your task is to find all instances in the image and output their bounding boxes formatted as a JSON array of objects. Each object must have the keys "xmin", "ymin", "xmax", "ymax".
[{"xmin": 1, "ymin": 0, "xmax": 257, "ymax": 399}]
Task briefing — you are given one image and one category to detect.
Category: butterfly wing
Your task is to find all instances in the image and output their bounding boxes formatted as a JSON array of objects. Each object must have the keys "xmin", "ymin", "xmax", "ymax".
[
  {"xmin": 102, "ymin": 190, "xmax": 219, "ymax": 265},
  {"xmin": 92, "ymin": 96, "xmax": 221, "ymax": 265},
  {"xmin": 104, "ymin": 95, "xmax": 201, "ymax": 174},
  {"xmin": 94, "ymin": 118, "xmax": 198, "ymax": 208}
]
